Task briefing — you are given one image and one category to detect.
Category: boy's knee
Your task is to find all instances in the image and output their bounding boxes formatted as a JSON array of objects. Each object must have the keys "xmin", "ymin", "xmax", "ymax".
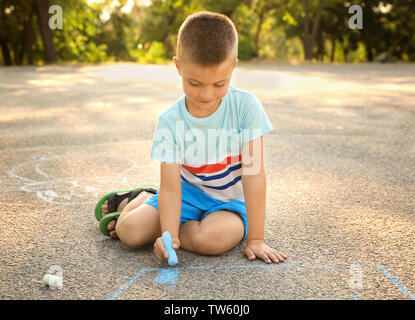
[
  {"xmin": 193, "ymin": 227, "xmax": 231, "ymax": 256},
  {"xmin": 116, "ymin": 218, "xmax": 145, "ymax": 248},
  {"xmin": 121, "ymin": 191, "xmax": 154, "ymax": 214}
]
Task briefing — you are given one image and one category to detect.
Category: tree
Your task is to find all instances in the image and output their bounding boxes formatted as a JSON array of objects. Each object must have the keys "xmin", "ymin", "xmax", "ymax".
[
  {"xmin": 0, "ymin": 0, "xmax": 35, "ymax": 65},
  {"xmin": 135, "ymin": 0, "xmax": 195, "ymax": 59},
  {"xmin": 387, "ymin": 0, "xmax": 415, "ymax": 61},
  {"xmin": 34, "ymin": 0, "xmax": 57, "ymax": 63},
  {"xmin": 199, "ymin": 0, "xmax": 248, "ymax": 18},
  {"xmin": 0, "ymin": 1, "xmax": 13, "ymax": 65},
  {"xmin": 302, "ymin": 0, "xmax": 324, "ymax": 60},
  {"xmin": 1, "ymin": 0, "xmax": 414, "ymax": 65},
  {"xmin": 318, "ymin": 1, "xmax": 358, "ymax": 62},
  {"xmin": 251, "ymin": 0, "xmax": 285, "ymax": 58}
]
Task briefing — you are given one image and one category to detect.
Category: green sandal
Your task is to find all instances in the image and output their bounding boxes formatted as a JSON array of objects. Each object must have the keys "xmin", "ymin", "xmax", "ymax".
[
  {"xmin": 94, "ymin": 184, "xmax": 158, "ymax": 221},
  {"xmin": 95, "ymin": 185, "xmax": 159, "ymax": 237},
  {"xmin": 99, "ymin": 212, "xmax": 121, "ymax": 237}
]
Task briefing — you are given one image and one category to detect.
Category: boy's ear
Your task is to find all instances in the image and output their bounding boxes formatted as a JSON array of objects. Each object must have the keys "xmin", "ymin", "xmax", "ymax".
[{"xmin": 172, "ymin": 56, "xmax": 182, "ymax": 76}]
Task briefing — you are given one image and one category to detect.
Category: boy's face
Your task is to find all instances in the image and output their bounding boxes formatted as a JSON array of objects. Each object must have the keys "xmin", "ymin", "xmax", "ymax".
[{"xmin": 173, "ymin": 56, "xmax": 238, "ymax": 114}]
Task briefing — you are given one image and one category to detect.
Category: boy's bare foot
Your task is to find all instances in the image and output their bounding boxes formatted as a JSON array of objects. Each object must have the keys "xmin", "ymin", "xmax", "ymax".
[
  {"xmin": 101, "ymin": 190, "xmax": 155, "ymax": 239},
  {"xmin": 101, "ymin": 197, "xmax": 129, "ymax": 239}
]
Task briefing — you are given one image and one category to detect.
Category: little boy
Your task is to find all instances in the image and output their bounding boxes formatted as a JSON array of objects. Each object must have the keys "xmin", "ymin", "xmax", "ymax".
[{"xmin": 99, "ymin": 11, "xmax": 287, "ymax": 265}]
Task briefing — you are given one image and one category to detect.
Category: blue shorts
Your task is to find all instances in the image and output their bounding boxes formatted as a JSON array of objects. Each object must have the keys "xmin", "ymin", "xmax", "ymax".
[{"xmin": 145, "ymin": 181, "xmax": 248, "ymax": 240}]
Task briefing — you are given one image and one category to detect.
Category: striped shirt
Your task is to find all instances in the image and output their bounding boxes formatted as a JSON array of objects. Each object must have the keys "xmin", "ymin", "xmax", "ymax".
[{"xmin": 150, "ymin": 86, "xmax": 273, "ymax": 202}]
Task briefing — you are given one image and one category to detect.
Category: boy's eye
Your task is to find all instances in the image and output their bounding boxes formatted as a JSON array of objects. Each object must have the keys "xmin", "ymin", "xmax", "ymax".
[{"xmin": 189, "ymin": 82, "xmax": 225, "ymax": 87}]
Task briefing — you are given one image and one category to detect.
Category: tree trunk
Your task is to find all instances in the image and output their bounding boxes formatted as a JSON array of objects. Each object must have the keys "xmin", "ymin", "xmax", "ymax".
[
  {"xmin": 13, "ymin": 30, "xmax": 25, "ymax": 65},
  {"xmin": 302, "ymin": 0, "xmax": 324, "ymax": 60},
  {"xmin": 316, "ymin": 30, "xmax": 325, "ymax": 60},
  {"xmin": 34, "ymin": 0, "xmax": 57, "ymax": 63},
  {"xmin": 26, "ymin": 1, "xmax": 35, "ymax": 65},
  {"xmin": 311, "ymin": 0, "xmax": 323, "ymax": 44},
  {"xmin": 0, "ymin": 39, "xmax": 12, "ymax": 66},
  {"xmin": 253, "ymin": 8, "xmax": 265, "ymax": 58},
  {"xmin": 343, "ymin": 43, "xmax": 349, "ymax": 63},
  {"xmin": 365, "ymin": 39, "xmax": 374, "ymax": 61},
  {"xmin": 0, "ymin": 2, "xmax": 12, "ymax": 66},
  {"xmin": 302, "ymin": 0, "xmax": 312, "ymax": 60},
  {"xmin": 15, "ymin": 42, "xmax": 25, "ymax": 65}
]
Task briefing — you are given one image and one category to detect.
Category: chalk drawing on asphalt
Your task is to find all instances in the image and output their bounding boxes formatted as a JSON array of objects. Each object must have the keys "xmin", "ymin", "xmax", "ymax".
[
  {"xmin": 6, "ymin": 153, "xmax": 138, "ymax": 205},
  {"xmin": 105, "ymin": 263, "xmax": 415, "ymax": 300}
]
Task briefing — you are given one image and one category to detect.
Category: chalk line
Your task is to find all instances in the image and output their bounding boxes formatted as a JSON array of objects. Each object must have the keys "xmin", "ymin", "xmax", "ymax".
[
  {"xmin": 317, "ymin": 293, "xmax": 359, "ymax": 300},
  {"xmin": 5, "ymin": 153, "xmax": 142, "ymax": 205},
  {"xmin": 105, "ymin": 263, "xmax": 371, "ymax": 300},
  {"xmin": 105, "ymin": 263, "xmax": 415, "ymax": 300},
  {"xmin": 376, "ymin": 266, "xmax": 415, "ymax": 300}
]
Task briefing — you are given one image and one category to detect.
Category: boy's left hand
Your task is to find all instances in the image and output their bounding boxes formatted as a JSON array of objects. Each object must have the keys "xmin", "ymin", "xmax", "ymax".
[
  {"xmin": 153, "ymin": 236, "xmax": 180, "ymax": 264},
  {"xmin": 244, "ymin": 239, "xmax": 287, "ymax": 264}
]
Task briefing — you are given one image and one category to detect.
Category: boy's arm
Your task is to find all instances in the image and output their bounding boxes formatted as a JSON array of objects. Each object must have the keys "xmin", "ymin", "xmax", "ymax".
[
  {"xmin": 242, "ymin": 136, "xmax": 266, "ymax": 242},
  {"xmin": 242, "ymin": 136, "xmax": 287, "ymax": 264},
  {"xmin": 153, "ymin": 162, "xmax": 181, "ymax": 263},
  {"xmin": 159, "ymin": 162, "xmax": 181, "ymax": 238}
]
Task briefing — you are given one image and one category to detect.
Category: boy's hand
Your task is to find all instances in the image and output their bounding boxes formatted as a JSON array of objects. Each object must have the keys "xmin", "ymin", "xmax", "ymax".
[
  {"xmin": 153, "ymin": 236, "xmax": 180, "ymax": 263},
  {"xmin": 244, "ymin": 239, "xmax": 287, "ymax": 264}
]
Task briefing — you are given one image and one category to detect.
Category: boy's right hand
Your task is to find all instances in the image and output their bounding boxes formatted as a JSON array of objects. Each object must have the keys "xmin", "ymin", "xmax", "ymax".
[{"xmin": 153, "ymin": 236, "xmax": 180, "ymax": 263}]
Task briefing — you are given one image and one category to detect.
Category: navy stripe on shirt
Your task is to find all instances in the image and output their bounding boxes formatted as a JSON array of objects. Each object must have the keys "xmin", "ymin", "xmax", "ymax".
[
  {"xmin": 202, "ymin": 176, "xmax": 242, "ymax": 190},
  {"xmin": 185, "ymin": 163, "xmax": 242, "ymax": 182}
]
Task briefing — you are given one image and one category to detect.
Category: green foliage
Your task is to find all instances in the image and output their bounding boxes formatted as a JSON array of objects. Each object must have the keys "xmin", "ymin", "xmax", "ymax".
[
  {"xmin": 44, "ymin": 0, "xmax": 109, "ymax": 63},
  {"xmin": 0, "ymin": 0, "xmax": 34, "ymax": 65},
  {"xmin": 135, "ymin": 0, "xmax": 194, "ymax": 60},
  {"xmin": 98, "ymin": 9, "xmax": 134, "ymax": 61},
  {"xmin": 1, "ymin": 0, "xmax": 414, "ymax": 65},
  {"xmin": 198, "ymin": 0, "xmax": 251, "ymax": 17},
  {"xmin": 238, "ymin": 36, "xmax": 255, "ymax": 61},
  {"xmin": 282, "ymin": 12, "xmax": 297, "ymax": 27},
  {"xmin": 132, "ymin": 41, "xmax": 167, "ymax": 63}
]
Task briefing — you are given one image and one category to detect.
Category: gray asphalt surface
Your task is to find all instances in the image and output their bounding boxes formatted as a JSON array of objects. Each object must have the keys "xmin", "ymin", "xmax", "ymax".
[{"xmin": 0, "ymin": 62, "xmax": 414, "ymax": 300}]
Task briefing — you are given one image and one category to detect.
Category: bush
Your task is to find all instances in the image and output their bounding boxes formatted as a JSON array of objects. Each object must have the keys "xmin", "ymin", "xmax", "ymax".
[
  {"xmin": 238, "ymin": 36, "xmax": 255, "ymax": 61},
  {"xmin": 132, "ymin": 41, "xmax": 166, "ymax": 64}
]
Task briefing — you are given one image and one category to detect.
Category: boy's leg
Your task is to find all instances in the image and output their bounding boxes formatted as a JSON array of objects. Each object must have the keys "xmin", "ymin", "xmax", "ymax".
[
  {"xmin": 115, "ymin": 203, "xmax": 161, "ymax": 247},
  {"xmin": 179, "ymin": 210, "xmax": 244, "ymax": 256},
  {"xmin": 102, "ymin": 191, "xmax": 155, "ymax": 239}
]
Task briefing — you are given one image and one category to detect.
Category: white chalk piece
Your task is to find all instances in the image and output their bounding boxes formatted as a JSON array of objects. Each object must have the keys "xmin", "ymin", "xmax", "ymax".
[{"xmin": 41, "ymin": 274, "xmax": 63, "ymax": 290}]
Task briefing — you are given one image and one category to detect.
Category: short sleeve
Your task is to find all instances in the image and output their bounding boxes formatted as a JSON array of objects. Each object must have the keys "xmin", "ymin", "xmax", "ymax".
[
  {"xmin": 150, "ymin": 116, "xmax": 181, "ymax": 163},
  {"xmin": 240, "ymin": 93, "xmax": 273, "ymax": 143}
]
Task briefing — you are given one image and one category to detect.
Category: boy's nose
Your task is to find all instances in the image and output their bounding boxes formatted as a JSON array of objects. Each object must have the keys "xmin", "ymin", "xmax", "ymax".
[{"xmin": 199, "ymin": 90, "xmax": 215, "ymax": 102}]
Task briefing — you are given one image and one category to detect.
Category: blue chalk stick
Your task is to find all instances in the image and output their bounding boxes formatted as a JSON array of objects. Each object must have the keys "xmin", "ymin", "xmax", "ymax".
[{"xmin": 162, "ymin": 231, "xmax": 178, "ymax": 266}]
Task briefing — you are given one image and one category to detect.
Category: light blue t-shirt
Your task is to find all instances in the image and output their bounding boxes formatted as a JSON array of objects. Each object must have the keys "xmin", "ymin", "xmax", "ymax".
[{"xmin": 150, "ymin": 86, "xmax": 273, "ymax": 202}]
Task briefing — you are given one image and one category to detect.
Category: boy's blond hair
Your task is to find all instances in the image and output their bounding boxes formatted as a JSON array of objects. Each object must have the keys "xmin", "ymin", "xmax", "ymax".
[{"xmin": 177, "ymin": 11, "xmax": 238, "ymax": 67}]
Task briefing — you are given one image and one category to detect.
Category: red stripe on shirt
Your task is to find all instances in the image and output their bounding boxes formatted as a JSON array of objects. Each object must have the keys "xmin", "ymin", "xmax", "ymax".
[{"xmin": 182, "ymin": 154, "xmax": 242, "ymax": 174}]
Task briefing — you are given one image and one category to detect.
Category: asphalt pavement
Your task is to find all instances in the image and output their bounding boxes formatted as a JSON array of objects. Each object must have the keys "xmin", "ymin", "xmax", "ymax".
[{"xmin": 0, "ymin": 61, "xmax": 414, "ymax": 300}]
